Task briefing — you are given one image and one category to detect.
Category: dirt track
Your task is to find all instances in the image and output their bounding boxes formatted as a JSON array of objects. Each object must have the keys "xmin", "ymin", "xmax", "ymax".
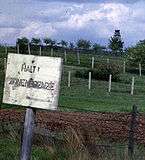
[{"xmin": 0, "ymin": 109, "xmax": 145, "ymax": 144}]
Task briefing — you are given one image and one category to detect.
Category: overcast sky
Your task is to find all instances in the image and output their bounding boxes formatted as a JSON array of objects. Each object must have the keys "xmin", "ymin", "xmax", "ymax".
[{"xmin": 0, "ymin": 0, "xmax": 145, "ymax": 47}]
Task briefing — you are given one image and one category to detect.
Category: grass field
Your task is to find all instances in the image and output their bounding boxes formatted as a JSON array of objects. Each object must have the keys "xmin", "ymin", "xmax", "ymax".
[{"xmin": 0, "ymin": 49, "xmax": 145, "ymax": 112}]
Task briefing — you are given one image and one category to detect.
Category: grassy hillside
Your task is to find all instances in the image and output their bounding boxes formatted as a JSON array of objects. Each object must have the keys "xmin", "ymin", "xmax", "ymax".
[{"xmin": 0, "ymin": 50, "xmax": 145, "ymax": 112}]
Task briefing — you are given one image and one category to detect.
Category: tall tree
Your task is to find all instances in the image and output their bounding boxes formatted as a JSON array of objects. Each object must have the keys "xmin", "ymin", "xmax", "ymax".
[
  {"xmin": 127, "ymin": 40, "xmax": 145, "ymax": 66},
  {"xmin": 31, "ymin": 38, "xmax": 41, "ymax": 45},
  {"xmin": 93, "ymin": 43, "xmax": 106, "ymax": 54},
  {"xmin": 16, "ymin": 37, "xmax": 29, "ymax": 54},
  {"xmin": 43, "ymin": 38, "xmax": 52, "ymax": 46},
  {"xmin": 60, "ymin": 40, "xmax": 68, "ymax": 48},
  {"xmin": 69, "ymin": 42, "xmax": 75, "ymax": 49},
  {"xmin": 108, "ymin": 30, "xmax": 124, "ymax": 55},
  {"xmin": 76, "ymin": 39, "xmax": 91, "ymax": 49}
]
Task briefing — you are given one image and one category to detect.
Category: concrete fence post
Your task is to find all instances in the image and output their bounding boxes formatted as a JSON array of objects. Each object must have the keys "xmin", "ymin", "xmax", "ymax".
[
  {"xmin": 92, "ymin": 57, "xmax": 94, "ymax": 69},
  {"xmin": 88, "ymin": 72, "xmax": 91, "ymax": 90},
  {"xmin": 108, "ymin": 74, "xmax": 112, "ymax": 93},
  {"xmin": 131, "ymin": 77, "xmax": 135, "ymax": 95}
]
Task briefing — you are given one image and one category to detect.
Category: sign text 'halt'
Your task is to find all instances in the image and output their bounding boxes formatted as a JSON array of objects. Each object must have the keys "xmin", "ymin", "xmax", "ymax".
[{"xmin": 3, "ymin": 53, "xmax": 62, "ymax": 110}]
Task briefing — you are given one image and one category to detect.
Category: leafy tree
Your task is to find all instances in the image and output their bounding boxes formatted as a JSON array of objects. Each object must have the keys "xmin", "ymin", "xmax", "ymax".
[
  {"xmin": 108, "ymin": 30, "xmax": 124, "ymax": 55},
  {"xmin": 76, "ymin": 39, "xmax": 91, "ymax": 49},
  {"xmin": 69, "ymin": 42, "xmax": 75, "ymax": 49},
  {"xmin": 127, "ymin": 40, "xmax": 145, "ymax": 66},
  {"xmin": 16, "ymin": 37, "xmax": 29, "ymax": 54},
  {"xmin": 31, "ymin": 38, "xmax": 41, "ymax": 45},
  {"xmin": 43, "ymin": 38, "xmax": 56, "ymax": 47},
  {"xmin": 93, "ymin": 43, "xmax": 106, "ymax": 54},
  {"xmin": 60, "ymin": 40, "xmax": 68, "ymax": 48},
  {"xmin": 43, "ymin": 38, "xmax": 52, "ymax": 46}
]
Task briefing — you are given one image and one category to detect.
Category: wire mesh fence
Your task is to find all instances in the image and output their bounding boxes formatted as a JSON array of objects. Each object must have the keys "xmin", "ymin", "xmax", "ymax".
[
  {"xmin": 1, "ymin": 52, "xmax": 145, "ymax": 159},
  {"xmin": 0, "ymin": 107, "xmax": 145, "ymax": 159}
]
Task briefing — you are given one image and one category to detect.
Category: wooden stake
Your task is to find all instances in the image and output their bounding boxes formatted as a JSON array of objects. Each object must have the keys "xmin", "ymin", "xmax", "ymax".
[
  {"xmin": 68, "ymin": 71, "xmax": 71, "ymax": 87},
  {"xmin": 4, "ymin": 58, "xmax": 7, "ymax": 72},
  {"xmin": 28, "ymin": 44, "xmax": 31, "ymax": 55},
  {"xmin": 92, "ymin": 57, "xmax": 94, "ymax": 69},
  {"xmin": 139, "ymin": 63, "xmax": 141, "ymax": 77},
  {"xmin": 39, "ymin": 46, "xmax": 42, "ymax": 56},
  {"xmin": 128, "ymin": 105, "xmax": 137, "ymax": 158},
  {"xmin": 5, "ymin": 45, "xmax": 7, "ymax": 55},
  {"xmin": 107, "ymin": 58, "xmax": 109, "ymax": 64},
  {"xmin": 20, "ymin": 108, "xmax": 36, "ymax": 160},
  {"xmin": 123, "ymin": 61, "xmax": 126, "ymax": 74},
  {"xmin": 108, "ymin": 74, "xmax": 112, "ymax": 93},
  {"xmin": 17, "ymin": 44, "xmax": 20, "ymax": 54},
  {"xmin": 64, "ymin": 50, "xmax": 67, "ymax": 63},
  {"xmin": 77, "ymin": 49, "xmax": 80, "ymax": 65},
  {"xmin": 88, "ymin": 72, "xmax": 91, "ymax": 90},
  {"xmin": 51, "ymin": 48, "xmax": 53, "ymax": 56},
  {"xmin": 131, "ymin": 77, "xmax": 135, "ymax": 95}
]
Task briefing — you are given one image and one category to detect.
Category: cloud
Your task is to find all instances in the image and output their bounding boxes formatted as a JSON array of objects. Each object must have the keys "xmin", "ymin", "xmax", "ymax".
[{"xmin": 0, "ymin": 0, "xmax": 145, "ymax": 47}]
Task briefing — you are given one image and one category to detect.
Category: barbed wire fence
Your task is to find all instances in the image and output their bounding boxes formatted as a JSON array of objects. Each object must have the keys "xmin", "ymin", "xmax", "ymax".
[{"xmin": 0, "ymin": 48, "xmax": 145, "ymax": 159}]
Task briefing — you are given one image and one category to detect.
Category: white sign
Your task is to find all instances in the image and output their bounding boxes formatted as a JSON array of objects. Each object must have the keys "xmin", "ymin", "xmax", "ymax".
[{"xmin": 3, "ymin": 53, "xmax": 62, "ymax": 110}]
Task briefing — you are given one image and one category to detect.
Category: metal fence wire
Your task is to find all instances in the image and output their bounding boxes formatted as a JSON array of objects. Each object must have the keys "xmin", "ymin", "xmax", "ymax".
[
  {"xmin": 0, "ymin": 106, "xmax": 145, "ymax": 160},
  {"xmin": 0, "ymin": 53, "xmax": 145, "ymax": 159}
]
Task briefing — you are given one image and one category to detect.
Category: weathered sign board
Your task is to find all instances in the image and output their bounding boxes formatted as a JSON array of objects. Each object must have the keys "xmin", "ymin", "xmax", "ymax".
[
  {"xmin": 3, "ymin": 53, "xmax": 63, "ymax": 160},
  {"xmin": 3, "ymin": 53, "xmax": 62, "ymax": 110}
]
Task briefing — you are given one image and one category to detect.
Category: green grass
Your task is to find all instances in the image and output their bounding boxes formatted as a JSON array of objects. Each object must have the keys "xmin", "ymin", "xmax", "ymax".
[
  {"xmin": 0, "ymin": 137, "xmax": 69, "ymax": 160},
  {"xmin": 0, "ymin": 51, "xmax": 145, "ymax": 112},
  {"xmin": 59, "ymin": 68, "xmax": 145, "ymax": 112}
]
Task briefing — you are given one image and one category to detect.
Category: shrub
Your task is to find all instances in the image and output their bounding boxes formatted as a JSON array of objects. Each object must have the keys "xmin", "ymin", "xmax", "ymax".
[
  {"xmin": 127, "ymin": 40, "xmax": 145, "ymax": 68},
  {"xmin": 75, "ymin": 63, "xmax": 121, "ymax": 82}
]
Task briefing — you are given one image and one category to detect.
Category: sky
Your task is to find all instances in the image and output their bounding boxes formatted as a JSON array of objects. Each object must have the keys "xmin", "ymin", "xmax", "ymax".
[{"xmin": 0, "ymin": 0, "xmax": 145, "ymax": 47}]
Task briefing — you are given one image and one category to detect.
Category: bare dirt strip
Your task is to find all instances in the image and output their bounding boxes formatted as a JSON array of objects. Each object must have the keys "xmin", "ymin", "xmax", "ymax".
[{"xmin": 0, "ymin": 109, "xmax": 145, "ymax": 144}]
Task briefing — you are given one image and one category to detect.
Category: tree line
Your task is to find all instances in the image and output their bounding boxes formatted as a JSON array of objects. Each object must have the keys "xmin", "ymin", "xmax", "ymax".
[{"xmin": 14, "ymin": 30, "xmax": 124, "ymax": 56}]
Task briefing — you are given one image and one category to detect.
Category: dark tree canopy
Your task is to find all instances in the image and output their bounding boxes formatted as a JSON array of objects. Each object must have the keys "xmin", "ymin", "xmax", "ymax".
[
  {"xmin": 108, "ymin": 30, "xmax": 124, "ymax": 55},
  {"xmin": 127, "ymin": 40, "xmax": 145, "ymax": 66},
  {"xmin": 31, "ymin": 38, "xmax": 41, "ymax": 45},
  {"xmin": 43, "ymin": 38, "xmax": 56, "ymax": 47},
  {"xmin": 93, "ymin": 43, "xmax": 106, "ymax": 54},
  {"xmin": 76, "ymin": 39, "xmax": 91, "ymax": 49},
  {"xmin": 16, "ymin": 37, "xmax": 30, "ymax": 54},
  {"xmin": 60, "ymin": 40, "xmax": 68, "ymax": 48}
]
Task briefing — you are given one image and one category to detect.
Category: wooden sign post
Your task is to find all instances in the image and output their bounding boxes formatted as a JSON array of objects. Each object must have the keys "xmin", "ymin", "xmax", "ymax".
[
  {"xmin": 3, "ymin": 53, "xmax": 62, "ymax": 160},
  {"xmin": 20, "ymin": 108, "xmax": 36, "ymax": 160}
]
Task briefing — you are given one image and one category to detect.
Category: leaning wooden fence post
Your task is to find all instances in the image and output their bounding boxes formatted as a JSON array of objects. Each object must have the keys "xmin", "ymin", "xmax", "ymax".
[
  {"xmin": 91, "ymin": 57, "xmax": 94, "ymax": 69},
  {"xmin": 131, "ymin": 77, "xmax": 135, "ymax": 95},
  {"xmin": 28, "ymin": 44, "xmax": 31, "ymax": 55},
  {"xmin": 64, "ymin": 50, "xmax": 67, "ymax": 63},
  {"xmin": 107, "ymin": 58, "xmax": 109, "ymax": 64},
  {"xmin": 4, "ymin": 58, "xmax": 7, "ymax": 72},
  {"xmin": 17, "ymin": 44, "xmax": 20, "ymax": 54},
  {"xmin": 123, "ymin": 61, "xmax": 126, "ymax": 74},
  {"xmin": 51, "ymin": 48, "xmax": 53, "ymax": 56},
  {"xmin": 77, "ymin": 49, "xmax": 80, "ymax": 65},
  {"xmin": 88, "ymin": 72, "xmax": 91, "ymax": 90},
  {"xmin": 128, "ymin": 105, "xmax": 138, "ymax": 158},
  {"xmin": 39, "ymin": 46, "xmax": 42, "ymax": 56},
  {"xmin": 108, "ymin": 74, "xmax": 112, "ymax": 93},
  {"xmin": 5, "ymin": 44, "xmax": 8, "ymax": 55},
  {"xmin": 139, "ymin": 63, "xmax": 141, "ymax": 77},
  {"xmin": 20, "ymin": 108, "xmax": 36, "ymax": 160},
  {"xmin": 68, "ymin": 71, "xmax": 71, "ymax": 87}
]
